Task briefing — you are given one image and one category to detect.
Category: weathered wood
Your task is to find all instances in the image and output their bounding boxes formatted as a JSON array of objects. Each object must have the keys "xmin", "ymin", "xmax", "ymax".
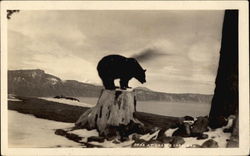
[
  {"xmin": 75, "ymin": 108, "xmax": 92, "ymax": 129},
  {"xmin": 9, "ymin": 96, "xmax": 89, "ymax": 123},
  {"xmin": 207, "ymin": 10, "xmax": 239, "ymax": 147},
  {"xmin": 134, "ymin": 111, "xmax": 183, "ymax": 129},
  {"xmin": 75, "ymin": 89, "xmax": 141, "ymax": 136}
]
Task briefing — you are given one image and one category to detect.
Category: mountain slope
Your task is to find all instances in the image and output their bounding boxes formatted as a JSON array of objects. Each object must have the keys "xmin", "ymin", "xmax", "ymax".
[
  {"xmin": 8, "ymin": 69, "xmax": 212, "ymax": 103},
  {"xmin": 8, "ymin": 69, "xmax": 102, "ymax": 97}
]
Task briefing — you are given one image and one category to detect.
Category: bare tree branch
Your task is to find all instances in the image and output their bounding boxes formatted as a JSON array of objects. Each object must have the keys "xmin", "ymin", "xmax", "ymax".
[{"xmin": 7, "ymin": 10, "xmax": 20, "ymax": 20}]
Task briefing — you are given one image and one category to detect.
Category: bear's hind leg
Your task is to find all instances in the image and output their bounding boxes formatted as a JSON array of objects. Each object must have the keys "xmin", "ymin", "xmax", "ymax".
[{"xmin": 103, "ymin": 78, "xmax": 116, "ymax": 90}]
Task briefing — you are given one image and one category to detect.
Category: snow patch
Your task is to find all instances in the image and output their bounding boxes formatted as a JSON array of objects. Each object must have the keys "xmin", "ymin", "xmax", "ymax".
[
  {"xmin": 40, "ymin": 97, "xmax": 94, "ymax": 108},
  {"xmin": 8, "ymin": 98, "xmax": 22, "ymax": 102},
  {"xmin": 47, "ymin": 77, "xmax": 59, "ymax": 85},
  {"xmin": 8, "ymin": 94, "xmax": 22, "ymax": 101},
  {"xmin": 31, "ymin": 72, "xmax": 37, "ymax": 78},
  {"xmin": 8, "ymin": 110, "xmax": 81, "ymax": 148},
  {"xmin": 165, "ymin": 128, "xmax": 178, "ymax": 136},
  {"xmin": 140, "ymin": 130, "xmax": 159, "ymax": 141}
]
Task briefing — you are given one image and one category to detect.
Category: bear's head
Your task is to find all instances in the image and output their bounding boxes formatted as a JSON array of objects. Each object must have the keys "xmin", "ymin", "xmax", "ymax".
[
  {"xmin": 134, "ymin": 69, "xmax": 146, "ymax": 84},
  {"xmin": 128, "ymin": 58, "xmax": 146, "ymax": 84}
]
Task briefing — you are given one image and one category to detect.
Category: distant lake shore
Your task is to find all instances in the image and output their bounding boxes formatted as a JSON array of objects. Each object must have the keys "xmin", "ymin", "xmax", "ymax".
[{"xmin": 77, "ymin": 97, "xmax": 211, "ymax": 117}]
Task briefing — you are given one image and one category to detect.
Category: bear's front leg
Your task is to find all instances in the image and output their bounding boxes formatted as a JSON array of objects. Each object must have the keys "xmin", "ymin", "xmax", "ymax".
[
  {"xmin": 120, "ymin": 79, "xmax": 129, "ymax": 90},
  {"xmin": 125, "ymin": 79, "xmax": 132, "ymax": 89}
]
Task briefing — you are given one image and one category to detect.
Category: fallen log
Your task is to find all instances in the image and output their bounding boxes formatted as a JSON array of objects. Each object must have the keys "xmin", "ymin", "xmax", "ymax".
[{"xmin": 9, "ymin": 96, "xmax": 183, "ymax": 129}]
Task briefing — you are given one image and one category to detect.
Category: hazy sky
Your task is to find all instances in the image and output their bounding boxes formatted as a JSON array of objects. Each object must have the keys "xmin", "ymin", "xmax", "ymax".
[{"xmin": 8, "ymin": 10, "xmax": 224, "ymax": 94}]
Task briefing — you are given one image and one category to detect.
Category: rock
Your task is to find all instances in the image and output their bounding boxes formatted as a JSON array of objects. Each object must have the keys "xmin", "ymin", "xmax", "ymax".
[
  {"xmin": 197, "ymin": 134, "xmax": 209, "ymax": 140},
  {"xmin": 201, "ymin": 139, "xmax": 219, "ymax": 148},
  {"xmin": 223, "ymin": 127, "xmax": 233, "ymax": 133},
  {"xmin": 66, "ymin": 133, "xmax": 83, "ymax": 142},
  {"xmin": 149, "ymin": 127, "xmax": 161, "ymax": 134},
  {"xmin": 105, "ymin": 135, "xmax": 117, "ymax": 141},
  {"xmin": 87, "ymin": 136, "xmax": 105, "ymax": 143},
  {"xmin": 132, "ymin": 133, "xmax": 141, "ymax": 140},
  {"xmin": 171, "ymin": 136, "xmax": 185, "ymax": 148},
  {"xmin": 157, "ymin": 128, "xmax": 167, "ymax": 138},
  {"xmin": 173, "ymin": 123, "xmax": 191, "ymax": 137},
  {"xmin": 120, "ymin": 136, "xmax": 129, "ymax": 142},
  {"xmin": 55, "ymin": 129, "xmax": 82, "ymax": 142},
  {"xmin": 226, "ymin": 140, "xmax": 238, "ymax": 148},
  {"xmin": 183, "ymin": 116, "xmax": 194, "ymax": 121},
  {"xmin": 126, "ymin": 121, "xmax": 148, "ymax": 135},
  {"xmin": 156, "ymin": 128, "xmax": 173, "ymax": 144},
  {"xmin": 191, "ymin": 116, "xmax": 209, "ymax": 135},
  {"xmin": 55, "ymin": 129, "xmax": 67, "ymax": 136},
  {"xmin": 112, "ymin": 121, "xmax": 146, "ymax": 142},
  {"xmin": 160, "ymin": 136, "xmax": 173, "ymax": 144},
  {"xmin": 134, "ymin": 138, "xmax": 147, "ymax": 144}
]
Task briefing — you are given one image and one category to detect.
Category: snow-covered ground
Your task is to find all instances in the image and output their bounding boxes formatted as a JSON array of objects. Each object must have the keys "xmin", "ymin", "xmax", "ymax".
[
  {"xmin": 8, "ymin": 96, "xmax": 232, "ymax": 148},
  {"xmin": 8, "ymin": 110, "xmax": 231, "ymax": 148},
  {"xmin": 8, "ymin": 110, "xmax": 81, "ymax": 148},
  {"xmin": 177, "ymin": 128, "xmax": 231, "ymax": 148},
  {"xmin": 40, "ymin": 97, "xmax": 94, "ymax": 108}
]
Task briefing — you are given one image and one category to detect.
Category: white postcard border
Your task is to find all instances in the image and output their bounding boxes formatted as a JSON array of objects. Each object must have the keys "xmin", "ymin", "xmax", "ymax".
[{"xmin": 1, "ymin": 1, "xmax": 249, "ymax": 155}]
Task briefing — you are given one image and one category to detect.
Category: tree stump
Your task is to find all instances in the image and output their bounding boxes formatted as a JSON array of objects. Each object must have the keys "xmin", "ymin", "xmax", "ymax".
[{"xmin": 75, "ymin": 89, "xmax": 142, "ymax": 138}]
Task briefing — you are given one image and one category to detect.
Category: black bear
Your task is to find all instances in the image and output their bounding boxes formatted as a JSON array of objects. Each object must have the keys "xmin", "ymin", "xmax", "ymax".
[{"xmin": 97, "ymin": 55, "xmax": 146, "ymax": 90}]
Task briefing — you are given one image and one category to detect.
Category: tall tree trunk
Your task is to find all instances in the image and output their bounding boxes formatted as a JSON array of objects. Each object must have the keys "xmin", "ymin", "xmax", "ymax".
[{"xmin": 208, "ymin": 10, "xmax": 238, "ymax": 129}]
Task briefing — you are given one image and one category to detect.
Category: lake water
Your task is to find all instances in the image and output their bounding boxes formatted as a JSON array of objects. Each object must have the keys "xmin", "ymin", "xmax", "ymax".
[{"xmin": 77, "ymin": 97, "xmax": 211, "ymax": 117}]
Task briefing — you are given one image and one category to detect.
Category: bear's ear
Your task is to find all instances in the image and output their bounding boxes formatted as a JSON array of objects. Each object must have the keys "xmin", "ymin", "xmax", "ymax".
[{"xmin": 144, "ymin": 69, "xmax": 147, "ymax": 72}]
